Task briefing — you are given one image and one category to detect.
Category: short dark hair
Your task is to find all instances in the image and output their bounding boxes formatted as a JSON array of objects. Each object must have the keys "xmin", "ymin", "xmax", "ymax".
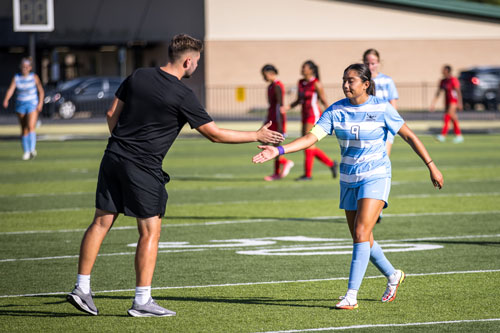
[
  {"xmin": 168, "ymin": 34, "xmax": 203, "ymax": 62},
  {"xmin": 344, "ymin": 63, "xmax": 376, "ymax": 96},
  {"xmin": 261, "ymin": 64, "xmax": 278, "ymax": 74},
  {"xmin": 443, "ymin": 64, "xmax": 452, "ymax": 73}
]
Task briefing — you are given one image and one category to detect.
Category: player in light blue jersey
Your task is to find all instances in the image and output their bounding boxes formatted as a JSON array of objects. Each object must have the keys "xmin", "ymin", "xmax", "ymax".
[
  {"xmin": 363, "ymin": 49, "xmax": 398, "ymax": 156},
  {"xmin": 253, "ymin": 63, "xmax": 443, "ymax": 310},
  {"xmin": 3, "ymin": 57, "xmax": 44, "ymax": 160}
]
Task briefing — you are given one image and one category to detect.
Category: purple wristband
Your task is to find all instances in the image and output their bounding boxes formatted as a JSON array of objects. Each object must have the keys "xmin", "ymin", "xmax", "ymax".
[{"xmin": 277, "ymin": 146, "xmax": 285, "ymax": 155}]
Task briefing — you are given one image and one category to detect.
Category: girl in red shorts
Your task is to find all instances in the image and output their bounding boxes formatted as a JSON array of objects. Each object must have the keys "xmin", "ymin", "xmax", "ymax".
[{"xmin": 282, "ymin": 60, "xmax": 337, "ymax": 180}]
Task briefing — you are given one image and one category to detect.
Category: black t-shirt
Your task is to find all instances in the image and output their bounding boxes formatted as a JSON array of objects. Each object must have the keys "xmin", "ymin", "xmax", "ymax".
[{"xmin": 106, "ymin": 67, "xmax": 213, "ymax": 170}]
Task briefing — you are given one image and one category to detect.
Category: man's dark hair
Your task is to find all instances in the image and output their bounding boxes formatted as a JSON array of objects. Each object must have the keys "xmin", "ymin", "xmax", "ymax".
[
  {"xmin": 443, "ymin": 64, "xmax": 452, "ymax": 73},
  {"xmin": 168, "ymin": 34, "xmax": 203, "ymax": 62},
  {"xmin": 261, "ymin": 64, "xmax": 278, "ymax": 75}
]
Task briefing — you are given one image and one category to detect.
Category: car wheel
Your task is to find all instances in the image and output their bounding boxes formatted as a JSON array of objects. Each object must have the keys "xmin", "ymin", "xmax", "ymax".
[{"xmin": 59, "ymin": 101, "xmax": 76, "ymax": 119}]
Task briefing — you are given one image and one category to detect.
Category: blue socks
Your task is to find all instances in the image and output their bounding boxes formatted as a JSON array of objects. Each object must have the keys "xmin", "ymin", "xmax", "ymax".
[
  {"xmin": 21, "ymin": 133, "xmax": 36, "ymax": 153},
  {"xmin": 30, "ymin": 132, "xmax": 36, "ymax": 152},
  {"xmin": 347, "ymin": 241, "xmax": 371, "ymax": 290},
  {"xmin": 21, "ymin": 134, "xmax": 30, "ymax": 153},
  {"xmin": 370, "ymin": 241, "xmax": 395, "ymax": 277}
]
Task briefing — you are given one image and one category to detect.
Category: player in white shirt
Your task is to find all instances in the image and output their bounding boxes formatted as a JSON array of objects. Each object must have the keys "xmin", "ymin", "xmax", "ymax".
[{"xmin": 253, "ymin": 63, "xmax": 443, "ymax": 310}]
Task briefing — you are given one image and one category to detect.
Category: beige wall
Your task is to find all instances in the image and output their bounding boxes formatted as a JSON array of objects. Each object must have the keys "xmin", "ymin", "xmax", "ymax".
[{"xmin": 204, "ymin": 0, "xmax": 500, "ymax": 113}]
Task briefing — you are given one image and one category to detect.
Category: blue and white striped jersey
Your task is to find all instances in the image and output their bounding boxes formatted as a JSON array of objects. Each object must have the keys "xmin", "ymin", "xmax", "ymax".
[
  {"xmin": 312, "ymin": 95, "xmax": 404, "ymax": 187},
  {"xmin": 373, "ymin": 73, "xmax": 398, "ymax": 102},
  {"xmin": 15, "ymin": 73, "xmax": 38, "ymax": 103}
]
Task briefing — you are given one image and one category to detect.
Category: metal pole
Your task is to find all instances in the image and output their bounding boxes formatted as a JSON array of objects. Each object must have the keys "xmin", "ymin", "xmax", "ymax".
[{"xmin": 29, "ymin": 32, "xmax": 36, "ymax": 72}]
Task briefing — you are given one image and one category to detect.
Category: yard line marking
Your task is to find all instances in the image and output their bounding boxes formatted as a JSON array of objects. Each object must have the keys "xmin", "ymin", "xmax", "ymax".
[
  {"xmin": 1, "ymin": 233, "xmax": 498, "ymax": 262},
  {"xmin": 0, "ymin": 249, "xmax": 205, "ymax": 263},
  {"xmin": 2, "ymin": 177, "xmax": 498, "ymax": 198},
  {"xmin": 1, "ymin": 269, "xmax": 499, "ymax": 299},
  {"xmin": 252, "ymin": 318, "xmax": 500, "ymax": 332},
  {"xmin": 1, "ymin": 210, "xmax": 499, "ymax": 236}
]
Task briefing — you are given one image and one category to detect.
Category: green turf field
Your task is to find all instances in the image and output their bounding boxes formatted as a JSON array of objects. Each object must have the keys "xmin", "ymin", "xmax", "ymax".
[{"xmin": 1, "ymin": 133, "xmax": 499, "ymax": 332}]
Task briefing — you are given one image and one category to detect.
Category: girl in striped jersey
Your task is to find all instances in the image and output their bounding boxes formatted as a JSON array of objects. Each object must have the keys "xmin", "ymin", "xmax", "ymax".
[
  {"xmin": 282, "ymin": 60, "xmax": 337, "ymax": 181},
  {"xmin": 261, "ymin": 64, "xmax": 294, "ymax": 181},
  {"xmin": 3, "ymin": 57, "xmax": 44, "ymax": 160},
  {"xmin": 253, "ymin": 63, "xmax": 443, "ymax": 310},
  {"xmin": 363, "ymin": 49, "xmax": 399, "ymax": 156}
]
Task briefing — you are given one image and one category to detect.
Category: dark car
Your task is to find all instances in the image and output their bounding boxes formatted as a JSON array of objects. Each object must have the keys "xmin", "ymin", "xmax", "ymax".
[
  {"xmin": 459, "ymin": 67, "xmax": 500, "ymax": 111},
  {"xmin": 42, "ymin": 76, "xmax": 123, "ymax": 119}
]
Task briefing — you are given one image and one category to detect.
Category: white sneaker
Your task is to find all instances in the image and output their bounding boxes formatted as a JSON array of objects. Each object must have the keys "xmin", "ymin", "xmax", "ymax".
[
  {"xmin": 281, "ymin": 160, "xmax": 294, "ymax": 178},
  {"xmin": 382, "ymin": 270, "xmax": 405, "ymax": 302},
  {"xmin": 335, "ymin": 296, "xmax": 358, "ymax": 310},
  {"xmin": 453, "ymin": 135, "xmax": 464, "ymax": 144},
  {"xmin": 22, "ymin": 152, "xmax": 30, "ymax": 160},
  {"xmin": 436, "ymin": 135, "xmax": 446, "ymax": 142},
  {"xmin": 30, "ymin": 150, "xmax": 37, "ymax": 159}
]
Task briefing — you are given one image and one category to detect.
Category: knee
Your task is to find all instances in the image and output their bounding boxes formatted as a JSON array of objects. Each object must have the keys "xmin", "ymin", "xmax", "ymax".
[{"xmin": 353, "ymin": 226, "xmax": 370, "ymax": 243}]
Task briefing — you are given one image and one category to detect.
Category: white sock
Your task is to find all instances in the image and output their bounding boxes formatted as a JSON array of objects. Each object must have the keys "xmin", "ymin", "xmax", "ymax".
[
  {"xmin": 76, "ymin": 274, "xmax": 91, "ymax": 294},
  {"xmin": 388, "ymin": 270, "xmax": 400, "ymax": 285},
  {"xmin": 346, "ymin": 288, "xmax": 358, "ymax": 301},
  {"xmin": 134, "ymin": 286, "xmax": 151, "ymax": 305}
]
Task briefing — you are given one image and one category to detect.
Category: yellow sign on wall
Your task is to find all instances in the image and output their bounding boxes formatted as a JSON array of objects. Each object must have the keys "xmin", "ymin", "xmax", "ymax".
[{"xmin": 235, "ymin": 86, "xmax": 246, "ymax": 102}]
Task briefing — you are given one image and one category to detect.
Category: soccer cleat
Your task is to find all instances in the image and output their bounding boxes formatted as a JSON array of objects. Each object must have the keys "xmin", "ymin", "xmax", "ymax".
[
  {"xmin": 22, "ymin": 152, "xmax": 31, "ymax": 160},
  {"xmin": 331, "ymin": 161, "xmax": 338, "ymax": 178},
  {"xmin": 127, "ymin": 298, "xmax": 176, "ymax": 317},
  {"xmin": 30, "ymin": 150, "xmax": 37, "ymax": 159},
  {"xmin": 453, "ymin": 135, "xmax": 464, "ymax": 144},
  {"xmin": 295, "ymin": 175, "xmax": 312, "ymax": 181},
  {"xmin": 335, "ymin": 296, "xmax": 358, "ymax": 310},
  {"xmin": 67, "ymin": 286, "xmax": 98, "ymax": 315},
  {"xmin": 264, "ymin": 174, "xmax": 281, "ymax": 181},
  {"xmin": 436, "ymin": 135, "xmax": 446, "ymax": 142},
  {"xmin": 382, "ymin": 270, "xmax": 405, "ymax": 303},
  {"xmin": 280, "ymin": 160, "xmax": 295, "ymax": 178}
]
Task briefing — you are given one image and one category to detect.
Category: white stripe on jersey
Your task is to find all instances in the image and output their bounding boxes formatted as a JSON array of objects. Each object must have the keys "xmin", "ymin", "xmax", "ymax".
[
  {"xmin": 331, "ymin": 103, "xmax": 386, "ymax": 113},
  {"xmin": 339, "ymin": 166, "xmax": 387, "ymax": 184},
  {"xmin": 311, "ymin": 92, "xmax": 320, "ymax": 122},
  {"xmin": 333, "ymin": 121, "xmax": 385, "ymax": 131},
  {"xmin": 337, "ymin": 138, "xmax": 385, "ymax": 149},
  {"xmin": 341, "ymin": 152, "xmax": 384, "ymax": 165}
]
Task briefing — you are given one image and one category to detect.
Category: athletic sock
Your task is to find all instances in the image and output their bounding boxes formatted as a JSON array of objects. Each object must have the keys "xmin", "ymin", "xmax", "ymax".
[
  {"xmin": 76, "ymin": 274, "xmax": 91, "ymax": 294},
  {"xmin": 388, "ymin": 270, "xmax": 400, "ymax": 285},
  {"xmin": 274, "ymin": 158, "xmax": 281, "ymax": 175},
  {"xmin": 135, "ymin": 286, "xmax": 151, "ymax": 305},
  {"xmin": 305, "ymin": 148, "xmax": 314, "ymax": 177},
  {"xmin": 452, "ymin": 119, "xmax": 462, "ymax": 135},
  {"xmin": 21, "ymin": 134, "xmax": 30, "ymax": 153},
  {"xmin": 314, "ymin": 148, "xmax": 334, "ymax": 167},
  {"xmin": 345, "ymin": 288, "xmax": 358, "ymax": 301},
  {"xmin": 30, "ymin": 132, "xmax": 36, "ymax": 152},
  {"xmin": 370, "ymin": 241, "xmax": 395, "ymax": 277},
  {"xmin": 441, "ymin": 114, "xmax": 451, "ymax": 136},
  {"xmin": 347, "ymin": 241, "xmax": 371, "ymax": 290}
]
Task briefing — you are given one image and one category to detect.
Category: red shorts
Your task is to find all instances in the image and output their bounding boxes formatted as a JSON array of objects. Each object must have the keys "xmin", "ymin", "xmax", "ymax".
[{"xmin": 267, "ymin": 114, "xmax": 287, "ymax": 134}]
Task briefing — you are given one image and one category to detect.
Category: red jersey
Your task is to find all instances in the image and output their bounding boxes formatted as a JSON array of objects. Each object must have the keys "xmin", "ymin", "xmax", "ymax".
[
  {"xmin": 266, "ymin": 80, "xmax": 286, "ymax": 133},
  {"xmin": 440, "ymin": 76, "xmax": 460, "ymax": 105},
  {"xmin": 298, "ymin": 77, "xmax": 321, "ymax": 124}
]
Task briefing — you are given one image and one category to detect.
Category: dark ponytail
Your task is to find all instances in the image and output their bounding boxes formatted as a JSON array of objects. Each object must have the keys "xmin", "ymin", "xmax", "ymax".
[
  {"xmin": 344, "ymin": 63, "xmax": 376, "ymax": 96},
  {"xmin": 304, "ymin": 60, "xmax": 320, "ymax": 80}
]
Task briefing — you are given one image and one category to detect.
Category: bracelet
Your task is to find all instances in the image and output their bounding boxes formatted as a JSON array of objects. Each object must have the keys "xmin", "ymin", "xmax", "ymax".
[
  {"xmin": 425, "ymin": 160, "xmax": 433, "ymax": 166},
  {"xmin": 277, "ymin": 146, "xmax": 285, "ymax": 155}
]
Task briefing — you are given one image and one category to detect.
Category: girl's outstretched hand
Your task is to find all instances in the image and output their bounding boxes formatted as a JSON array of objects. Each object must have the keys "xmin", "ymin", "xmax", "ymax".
[
  {"xmin": 429, "ymin": 166, "xmax": 443, "ymax": 189},
  {"xmin": 253, "ymin": 145, "xmax": 279, "ymax": 163}
]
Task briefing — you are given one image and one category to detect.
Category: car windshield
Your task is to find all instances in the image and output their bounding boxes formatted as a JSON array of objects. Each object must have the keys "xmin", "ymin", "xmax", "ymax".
[{"xmin": 57, "ymin": 78, "xmax": 86, "ymax": 91}]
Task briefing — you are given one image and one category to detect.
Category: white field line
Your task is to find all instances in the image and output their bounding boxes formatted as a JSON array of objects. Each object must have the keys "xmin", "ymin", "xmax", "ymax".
[
  {"xmin": 1, "ymin": 210, "xmax": 500, "ymax": 236},
  {"xmin": 0, "ymin": 190, "xmax": 499, "ymax": 214},
  {"xmin": 1, "ymin": 233, "xmax": 499, "ymax": 263},
  {"xmin": 2, "ymin": 177, "xmax": 499, "ymax": 198},
  {"xmin": 1, "ymin": 269, "xmax": 499, "ymax": 299},
  {"xmin": 252, "ymin": 318, "xmax": 500, "ymax": 333}
]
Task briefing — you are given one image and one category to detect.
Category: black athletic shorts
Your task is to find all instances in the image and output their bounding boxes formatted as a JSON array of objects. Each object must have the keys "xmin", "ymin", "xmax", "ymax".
[{"xmin": 95, "ymin": 152, "xmax": 170, "ymax": 218}]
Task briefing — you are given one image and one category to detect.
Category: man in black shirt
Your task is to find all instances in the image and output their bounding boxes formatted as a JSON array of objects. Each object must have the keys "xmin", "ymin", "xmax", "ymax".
[{"xmin": 67, "ymin": 34, "xmax": 283, "ymax": 317}]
